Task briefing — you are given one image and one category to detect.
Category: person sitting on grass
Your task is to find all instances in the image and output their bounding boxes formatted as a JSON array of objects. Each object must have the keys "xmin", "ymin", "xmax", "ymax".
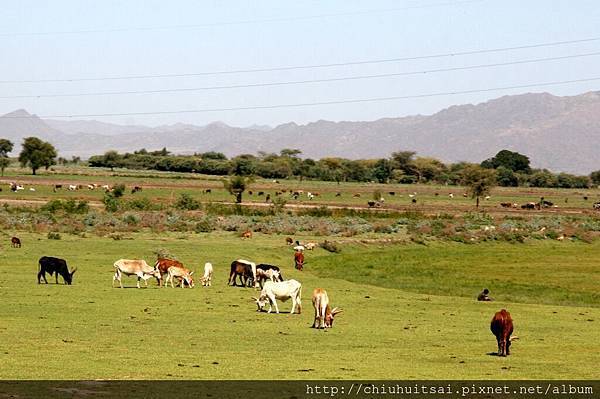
[{"xmin": 477, "ymin": 288, "xmax": 493, "ymax": 301}]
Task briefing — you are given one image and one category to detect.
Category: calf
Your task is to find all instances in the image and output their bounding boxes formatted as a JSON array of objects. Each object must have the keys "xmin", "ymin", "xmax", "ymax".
[
  {"xmin": 256, "ymin": 263, "xmax": 284, "ymax": 282},
  {"xmin": 155, "ymin": 258, "xmax": 185, "ymax": 287},
  {"xmin": 229, "ymin": 259, "xmax": 256, "ymax": 287},
  {"xmin": 253, "ymin": 279, "xmax": 302, "ymax": 314},
  {"xmin": 131, "ymin": 186, "xmax": 142, "ymax": 193},
  {"xmin": 38, "ymin": 256, "xmax": 77, "ymax": 285},
  {"xmin": 113, "ymin": 259, "xmax": 160, "ymax": 288},
  {"xmin": 200, "ymin": 262, "xmax": 213, "ymax": 286},
  {"xmin": 490, "ymin": 309, "xmax": 514, "ymax": 356},
  {"xmin": 11, "ymin": 236, "xmax": 21, "ymax": 248},
  {"xmin": 312, "ymin": 288, "xmax": 343, "ymax": 328},
  {"xmin": 255, "ymin": 268, "xmax": 281, "ymax": 289},
  {"xmin": 165, "ymin": 266, "xmax": 195, "ymax": 288},
  {"xmin": 593, "ymin": 202, "xmax": 600, "ymax": 210}
]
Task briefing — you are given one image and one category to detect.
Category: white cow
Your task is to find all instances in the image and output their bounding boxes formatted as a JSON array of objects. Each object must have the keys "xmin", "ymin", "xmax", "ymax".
[
  {"xmin": 200, "ymin": 262, "xmax": 213, "ymax": 287},
  {"xmin": 113, "ymin": 259, "xmax": 161, "ymax": 288},
  {"xmin": 312, "ymin": 288, "xmax": 343, "ymax": 328},
  {"xmin": 253, "ymin": 279, "xmax": 302, "ymax": 314},
  {"xmin": 255, "ymin": 268, "xmax": 281, "ymax": 289},
  {"xmin": 68, "ymin": 185, "xmax": 78, "ymax": 191}
]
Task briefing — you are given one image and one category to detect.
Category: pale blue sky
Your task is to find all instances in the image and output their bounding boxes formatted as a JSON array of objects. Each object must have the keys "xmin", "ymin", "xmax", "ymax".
[{"xmin": 1, "ymin": 0, "xmax": 600, "ymax": 127}]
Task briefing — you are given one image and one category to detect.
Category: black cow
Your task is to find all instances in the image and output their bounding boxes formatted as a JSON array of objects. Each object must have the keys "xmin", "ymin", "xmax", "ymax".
[
  {"xmin": 38, "ymin": 256, "xmax": 77, "ymax": 285},
  {"xmin": 256, "ymin": 263, "xmax": 284, "ymax": 282}
]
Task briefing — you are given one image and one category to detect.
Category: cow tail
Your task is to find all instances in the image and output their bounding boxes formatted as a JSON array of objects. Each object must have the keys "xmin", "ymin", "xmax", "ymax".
[{"xmin": 297, "ymin": 286, "xmax": 302, "ymax": 314}]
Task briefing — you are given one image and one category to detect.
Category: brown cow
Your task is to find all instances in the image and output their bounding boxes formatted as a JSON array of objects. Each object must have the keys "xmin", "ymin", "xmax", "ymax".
[
  {"xmin": 490, "ymin": 309, "xmax": 514, "ymax": 356},
  {"xmin": 11, "ymin": 237, "xmax": 21, "ymax": 248},
  {"xmin": 241, "ymin": 230, "xmax": 253, "ymax": 239},
  {"xmin": 294, "ymin": 251, "xmax": 304, "ymax": 271},
  {"xmin": 155, "ymin": 258, "xmax": 185, "ymax": 287},
  {"xmin": 285, "ymin": 237, "xmax": 294, "ymax": 245},
  {"xmin": 228, "ymin": 259, "xmax": 255, "ymax": 287}
]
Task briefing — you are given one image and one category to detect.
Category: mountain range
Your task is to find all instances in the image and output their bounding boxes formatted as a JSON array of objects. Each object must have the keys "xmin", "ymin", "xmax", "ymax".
[{"xmin": 1, "ymin": 90, "xmax": 600, "ymax": 174}]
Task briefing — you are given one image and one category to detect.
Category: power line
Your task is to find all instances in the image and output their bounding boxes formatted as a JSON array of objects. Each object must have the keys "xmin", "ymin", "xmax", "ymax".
[
  {"xmin": 2, "ymin": 51, "xmax": 599, "ymax": 99},
  {"xmin": 2, "ymin": 36, "xmax": 600, "ymax": 84},
  {"xmin": 4, "ymin": 76, "xmax": 600, "ymax": 119},
  {"xmin": 0, "ymin": 0, "xmax": 482, "ymax": 37}
]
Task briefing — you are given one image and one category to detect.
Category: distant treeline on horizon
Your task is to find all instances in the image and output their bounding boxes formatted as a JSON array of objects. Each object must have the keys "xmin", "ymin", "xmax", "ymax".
[{"xmin": 87, "ymin": 148, "xmax": 600, "ymax": 189}]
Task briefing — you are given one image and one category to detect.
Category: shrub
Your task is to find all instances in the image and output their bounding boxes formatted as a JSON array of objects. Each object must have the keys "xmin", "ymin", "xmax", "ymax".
[
  {"xmin": 103, "ymin": 193, "xmax": 120, "ymax": 212},
  {"xmin": 112, "ymin": 184, "xmax": 126, "ymax": 198},
  {"xmin": 124, "ymin": 197, "xmax": 158, "ymax": 211},
  {"xmin": 174, "ymin": 193, "xmax": 201, "ymax": 210},
  {"xmin": 195, "ymin": 217, "xmax": 216, "ymax": 233},
  {"xmin": 122, "ymin": 213, "xmax": 140, "ymax": 225}
]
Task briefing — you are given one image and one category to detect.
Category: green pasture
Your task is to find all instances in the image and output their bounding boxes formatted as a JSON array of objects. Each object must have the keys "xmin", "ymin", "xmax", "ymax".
[{"xmin": 0, "ymin": 232, "xmax": 598, "ymax": 379}]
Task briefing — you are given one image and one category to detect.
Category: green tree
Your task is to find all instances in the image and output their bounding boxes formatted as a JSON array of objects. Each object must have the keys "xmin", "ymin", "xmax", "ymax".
[
  {"xmin": 481, "ymin": 150, "xmax": 531, "ymax": 173},
  {"xmin": 495, "ymin": 166, "xmax": 518, "ymax": 187},
  {"xmin": 102, "ymin": 150, "xmax": 121, "ymax": 171},
  {"xmin": 590, "ymin": 170, "xmax": 600, "ymax": 186},
  {"xmin": 18, "ymin": 137, "xmax": 57, "ymax": 175},
  {"xmin": 279, "ymin": 148, "xmax": 302, "ymax": 158},
  {"xmin": 373, "ymin": 159, "xmax": 392, "ymax": 183},
  {"xmin": 460, "ymin": 164, "xmax": 497, "ymax": 208},
  {"xmin": 0, "ymin": 138, "xmax": 14, "ymax": 176},
  {"xmin": 223, "ymin": 175, "xmax": 253, "ymax": 203}
]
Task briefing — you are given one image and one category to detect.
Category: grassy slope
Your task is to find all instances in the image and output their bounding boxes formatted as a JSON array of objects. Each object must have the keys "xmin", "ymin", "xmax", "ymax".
[{"xmin": 0, "ymin": 232, "xmax": 598, "ymax": 380}]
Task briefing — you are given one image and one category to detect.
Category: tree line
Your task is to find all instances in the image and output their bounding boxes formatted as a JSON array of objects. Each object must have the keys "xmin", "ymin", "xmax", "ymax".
[
  {"xmin": 1, "ymin": 135, "xmax": 598, "ymax": 189},
  {"xmin": 88, "ymin": 147, "xmax": 599, "ymax": 189}
]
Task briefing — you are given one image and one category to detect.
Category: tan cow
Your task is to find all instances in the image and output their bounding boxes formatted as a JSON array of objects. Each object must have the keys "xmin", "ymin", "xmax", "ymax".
[{"xmin": 312, "ymin": 288, "xmax": 342, "ymax": 328}]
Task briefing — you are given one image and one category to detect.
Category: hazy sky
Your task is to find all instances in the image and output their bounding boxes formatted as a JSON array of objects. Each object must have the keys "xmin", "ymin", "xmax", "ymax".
[{"xmin": 1, "ymin": 0, "xmax": 600, "ymax": 127}]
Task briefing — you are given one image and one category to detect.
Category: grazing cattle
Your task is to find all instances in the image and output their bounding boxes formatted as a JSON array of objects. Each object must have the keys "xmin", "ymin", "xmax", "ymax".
[
  {"xmin": 294, "ymin": 251, "xmax": 305, "ymax": 271},
  {"xmin": 256, "ymin": 263, "xmax": 284, "ymax": 282},
  {"xmin": 258, "ymin": 191, "xmax": 264, "ymax": 196},
  {"xmin": 229, "ymin": 259, "xmax": 256, "ymax": 287},
  {"xmin": 265, "ymin": 194, "xmax": 271, "ymax": 202},
  {"xmin": 248, "ymin": 190, "xmax": 253, "ymax": 195},
  {"xmin": 490, "ymin": 309, "xmax": 514, "ymax": 357},
  {"xmin": 367, "ymin": 200, "xmax": 376, "ymax": 208},
  {"xmin": 353, "ymin": 193, "xmax": 361, "ymax": 198},
  {"xmin": 255, "ymin": 268, "xmax": 281, "ymax": 289},
  {"xmin": 87, "ymin": 184, "xmax": 95, "ymax": 190},
  {"xmin": 388, "ymin": 191, "xmax": 395, "ymax": 196},
  {"xmin": 68, "ymin": 184, "xmax": 78, "ymax": 191},
  {"xmin": 200, "ymin": 262, "xmax": 213, "ymax": 287},
  {"xmin": 411, "ymin": 198, "xmax": 417, "ymax": 204},
  {"xmin": 304, "ymin": 242, "xmax": 317, "ymax": 251},
  {"xmin": 165, "ymin": 266, "xmax": 195, "ymax": 288},
  {"xmin": 131, "ymin": 186, "xmax": 142, "ymax": 194},
  {"xmin": 541, "ymin": 200, "xmax": 554, "ymax": 208},
  {"xmin": 521, "ymin": 202, "xmax": 536, "ymax": 210},
  {"xmin": 29, "ymin": 187, "xmax": 36, "ymax": 192},
  {"xmin": 593, "ymin": 202, "xmax": 600, "ymax": 210},
  {"xmin": 253, "ymin": 279, "xmax": 302, "ymax": 314},
  {"xmin": 154, "ymin": 258, "xmax": 185, "ymax": 286},
  {"xmin": 484, "ymin": 195, "xmax": 491, "ymax": 200},
  {"xmin": 53, "ymin": 184, "xmax": 62, "ymax": 192},
  {"xmin": 312, "ymin": 288, "xmax": 343, "ymax": 328},
  {"xmin": 101, "ymin": 185, "xmax": 110, "ymax": 190},
  {"xmin": 448, "ymin": 193, "xmax": 454, "ymax": 198},
  {"xmin": 113, "ymin": 259, "xmax": 160, "ymax": 288},
  {"xmin": 500, "ymin": 202, "xmax": 512, "ymax": 208},
  {"xmin": 241, "ymin": 230, "xmax": 253, "ymax": 239},
  {"xmin": 335, "ymin": 192, "xmax": 341, "ymax": 197},
  {"xmin": 11, "ymin": 236, "xmax": 21, "ymax": 248},
  {"xmin": 204, "ymin": 189, "xmax": 212, "ymax": 194},
  {"xmin": 477, "ymin": 288, "xmax": 493, "ymax": 301},
  {"xmin": 285, "ymin": 237, "xmax": 293, "ymax": 245},
  {"xmin": 38, "ymin": 256, "xmax": 77, "ymax": 285},
  {"xmin": 583, "ymin": 196, "xmax": 588, "ymax": 201}
]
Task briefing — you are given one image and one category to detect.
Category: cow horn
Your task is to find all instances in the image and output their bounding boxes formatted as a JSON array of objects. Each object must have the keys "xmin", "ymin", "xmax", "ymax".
[
  {"xmin": 189, "ymin": 271, "xmax": 194, "ymax": 276},
  {"xmin": 70, "ymin": 267, "xmax": 78, "ymax": 275},
  {"xmin": 331, "ymin": 307, "xmax": 343, "ymax": 315},
  {"xmin": 251, "ymin": 297, "xmax": 258, "ymax": 301}
]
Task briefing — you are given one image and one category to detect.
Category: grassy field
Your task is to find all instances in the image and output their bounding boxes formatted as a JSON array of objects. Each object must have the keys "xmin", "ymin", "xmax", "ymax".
[
  {"xmin": 0, "ymin": 231, "xmax": 598, "ymax": 380},
  {"xmin": 2, "ymin": 166, "xmax": 600, "ymax": 214}
]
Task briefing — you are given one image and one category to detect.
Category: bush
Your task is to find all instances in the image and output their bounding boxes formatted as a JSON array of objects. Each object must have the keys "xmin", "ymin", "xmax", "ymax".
[
  {"xmin": 174, "ymin": 193, "xmax": 201, "ymax": 210},
  {"xmin": 195, "ymin": 217, "xmax": 216, "ymax": 233},
  {"xmin": 47, "ymin": 232, "xmax": 61, "ymax": 240},
  {"xmin": 103, "ymin": 193, "xmax": 120, "ymax": 212},
  {"xmin": 122, "ymin": 213, "xmax": 140, "ymax": 225},
  {"xmin": 112, "ymin": 184, "xmax": 126, "ymax": 198}
]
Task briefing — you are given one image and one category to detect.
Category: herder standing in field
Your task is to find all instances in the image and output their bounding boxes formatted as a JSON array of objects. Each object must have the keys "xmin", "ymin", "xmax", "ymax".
[{"xmin": 294, "ymin": 241, "xmax": 305, "ymax": 271}]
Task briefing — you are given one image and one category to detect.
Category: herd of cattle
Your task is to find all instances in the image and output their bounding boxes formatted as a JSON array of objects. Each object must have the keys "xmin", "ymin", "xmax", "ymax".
[
  {"xmin": 35, "ymin": 252, "xmax": 343, "ymax": 330},
  {"xmin": 31, "ymin": 248, "xmax": 517, "ymax": 354}
]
